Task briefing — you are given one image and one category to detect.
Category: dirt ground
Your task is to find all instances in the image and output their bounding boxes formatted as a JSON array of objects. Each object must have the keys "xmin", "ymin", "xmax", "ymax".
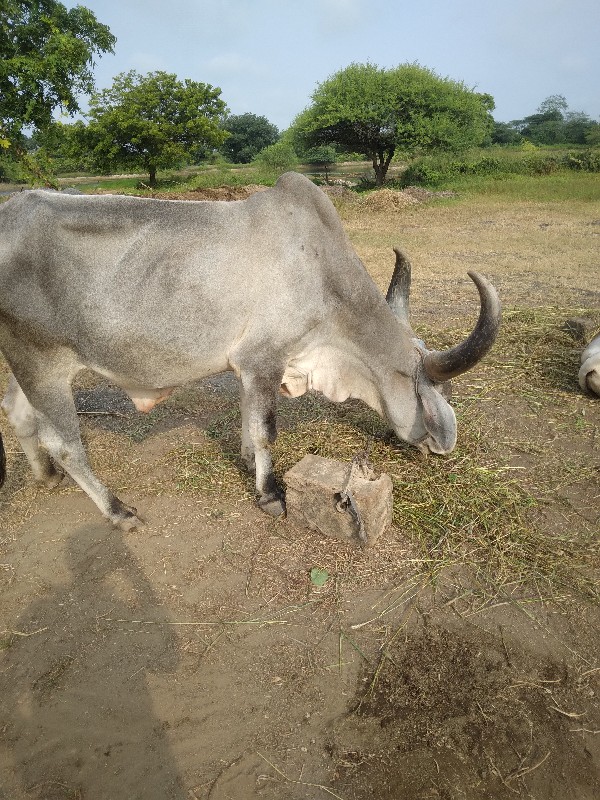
[{"xmin": 1, "ymin": 185, "xmax": 599, "ymax": 800}]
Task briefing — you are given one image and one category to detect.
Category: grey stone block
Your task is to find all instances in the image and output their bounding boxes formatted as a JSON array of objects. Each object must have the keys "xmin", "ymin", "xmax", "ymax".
[{"xmin": 284, "ymin": 454, "xmax": 393, "ymax": 547}]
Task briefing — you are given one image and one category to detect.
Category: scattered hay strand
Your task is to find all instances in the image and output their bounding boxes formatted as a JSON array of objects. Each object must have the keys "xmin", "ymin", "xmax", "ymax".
[{"xmin": 257, "ymin": 752, "xmax": 346, "ymax": 800}]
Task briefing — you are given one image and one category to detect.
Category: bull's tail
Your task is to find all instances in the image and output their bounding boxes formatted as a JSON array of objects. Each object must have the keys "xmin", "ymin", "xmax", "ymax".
[{"xmin": 0, "ymin": 431, "xmax": 5, "ymax": 487}]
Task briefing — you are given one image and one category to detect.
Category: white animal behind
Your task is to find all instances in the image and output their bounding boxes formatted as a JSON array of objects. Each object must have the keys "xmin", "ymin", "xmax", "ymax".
[{"xmin": 579, "ymin": 333, "xmax": 600, "ymax": 396}]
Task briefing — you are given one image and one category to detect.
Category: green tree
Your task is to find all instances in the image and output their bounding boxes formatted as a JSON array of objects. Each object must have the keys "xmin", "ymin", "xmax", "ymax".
[
  {"xmin": 291, "ymin": 62, "xmax": 494, "ymax": 185},
  {"xmin": 564, "ymin": 111, "xmax": 597, "ymax": 145},
  {"xmin": 500, "ymin": 96, "xmax": 599, "ymax": 147},
  {"xmin": 253, "ymin": 140, "xmax": 298, "ymax": 177},
  {"xmin": 537, "ymin": 94, "xmax": 569, "ymax": 117},
  {"xmin": 491, "ymin": 121, "xmax": 522, "ymax": 145},
  {"xmin": 0, "ymin": 0, "xmax": 115, "ymax": 178},
  {"xmin": 220, "ymin": 113, "xmax": 279, "ymax": 163},
  {"xmin": 511, "ymin": 95, "xmax": 600, "ymax": 146},
  {"xmin": 584, "ymin": 125, "xmax": 600, "ymax": 146},
  {"xmin": 517, "ymin": 109, "xmax": 563, "ymax": 144},
  {"xmin": 304, "ymin": 144, "xmax": 337, "ymax": 182},
  {"xmin": 85, "ymin": 70, "xmax": 228, "ymax": 185}
]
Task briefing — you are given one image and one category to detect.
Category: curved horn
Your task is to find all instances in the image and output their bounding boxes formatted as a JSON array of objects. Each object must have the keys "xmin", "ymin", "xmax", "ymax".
[
  {"xmin": 386, "ymin": 248, "xmax": 411, "ymax": 323},
  {"xmin": 423, "ymin": 271, "xmax": 501, "ymax": 382}
]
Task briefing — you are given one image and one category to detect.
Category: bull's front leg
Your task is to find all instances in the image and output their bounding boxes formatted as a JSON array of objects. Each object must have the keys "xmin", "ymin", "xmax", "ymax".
[{"xmin": 239, "ymin": 373, "xmax": 286, "ymax": 518}]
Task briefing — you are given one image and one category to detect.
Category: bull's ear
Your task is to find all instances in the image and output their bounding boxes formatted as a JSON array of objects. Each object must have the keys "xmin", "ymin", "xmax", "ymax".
[{"xmin": 417, "ymin": 376, "xmax": 457, "ymax": 454}]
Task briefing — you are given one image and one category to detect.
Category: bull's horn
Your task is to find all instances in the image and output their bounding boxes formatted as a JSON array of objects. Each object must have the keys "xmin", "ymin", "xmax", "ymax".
[
  {"xmin": 386, "ymin": 248, "xmax": 411, "ymax": 323},
  {"xmin": 423, "ymin": 271, "xmax": 501, "ymax": 382}
]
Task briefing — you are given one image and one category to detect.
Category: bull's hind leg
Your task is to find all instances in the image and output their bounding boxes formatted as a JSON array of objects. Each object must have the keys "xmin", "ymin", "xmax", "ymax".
[
  {"xmin": 1, "ymin": 374, "xmax": 63, "ymax": 488},
  {"xmin": 10, "ymin": 365, "xmax": 141, "ymax": 530},
  {"xmin": 240, "ymin": 372, "xmax": 286, "ymax": 518}
]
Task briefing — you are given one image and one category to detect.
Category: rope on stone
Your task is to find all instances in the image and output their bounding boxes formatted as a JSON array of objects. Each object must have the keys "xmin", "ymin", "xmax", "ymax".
[{"xmin": 335, "ymin": 447, "xmax": 374, "ymax": 546}]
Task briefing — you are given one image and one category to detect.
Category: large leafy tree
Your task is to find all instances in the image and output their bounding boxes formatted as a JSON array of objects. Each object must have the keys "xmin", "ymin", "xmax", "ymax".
[
  {"xmin": 220, "ymin": 113, "xmax": 279, "ymax": 163},
  {"xmin": 292, "ymin": 62, "xmax": 494, "ymax": 185},
  {"xmin": 85, "ymin": 71, "xmax": 229, "ymax": 185},
  {"xmin": 0, "ymin": 0, "xmax": 115, "ymax": 159}
]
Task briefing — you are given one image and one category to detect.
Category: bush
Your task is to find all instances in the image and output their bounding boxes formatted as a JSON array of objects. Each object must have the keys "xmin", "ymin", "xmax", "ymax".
[
  {"xmin": 563, "ymin": 149, "xmax": 600, "ymax": 172},
  {"xmin": 521, "ymin": 154, "xmax": 561, "ymax": 175},
  {"xmin": 402, "ymin": 146, "xmax": 600, "ymax": 186},
  {"xmin": 0, "ymin": 154, "xmax": 25, "ymax": 183},
  {"xmin": 401, "ymin": 155, "xmax": 462, "ymax": 187},
  {"xmin": 253, "ymin": 141, "xmax": 299, "ymax": 176}
]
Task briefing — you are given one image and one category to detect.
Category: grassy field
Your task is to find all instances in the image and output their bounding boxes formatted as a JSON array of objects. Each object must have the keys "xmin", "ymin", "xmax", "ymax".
[{"xmin": 442, "ymin": 171, "xmax": 600, "ymax": 202}]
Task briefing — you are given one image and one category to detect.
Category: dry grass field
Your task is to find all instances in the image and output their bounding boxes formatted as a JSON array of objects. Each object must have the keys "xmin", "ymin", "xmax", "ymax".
[{"xmin": 1, "ymin": 180, "xmax": 599, "ymax": 799}]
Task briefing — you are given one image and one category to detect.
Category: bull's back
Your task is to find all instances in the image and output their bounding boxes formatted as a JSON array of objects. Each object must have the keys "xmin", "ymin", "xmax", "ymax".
[{"xmin": 0, "ymin": 177, "xmax": 383, "ymax": 361}]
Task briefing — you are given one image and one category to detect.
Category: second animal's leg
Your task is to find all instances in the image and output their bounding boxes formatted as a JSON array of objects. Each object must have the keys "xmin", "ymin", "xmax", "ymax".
[
  {"xmin": 11, "ymin": 363, "xmax": 142, "ymax": 530},
  {"xmin": 240, "ymin": 372, "xmax": 285, "ymax": 517},
  {"xmin": 1, "ymin": 374, "xmax": 64, "ymax": 488}
]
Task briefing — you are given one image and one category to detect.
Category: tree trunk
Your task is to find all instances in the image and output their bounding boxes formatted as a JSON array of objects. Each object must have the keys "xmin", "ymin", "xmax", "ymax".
[
  {"xmin": 148, "ymin": 166, "xmax": 157, "ymax": 187},
  {"xmin": 372, "ymin": 148, "xmax": 395, "ymax": 186}
]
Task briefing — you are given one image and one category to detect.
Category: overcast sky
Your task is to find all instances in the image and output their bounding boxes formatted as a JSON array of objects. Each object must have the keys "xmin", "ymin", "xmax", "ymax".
[{"xmin": 67, "ymin": 0, "xmax": 600, "ymax": 130}]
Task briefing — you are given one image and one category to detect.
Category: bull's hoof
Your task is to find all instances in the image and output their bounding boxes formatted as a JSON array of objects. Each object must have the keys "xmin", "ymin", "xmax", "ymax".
[
  {"xmin": 40, "ymin": 469, "xmax": 65, "ymax": 490},
  {"xmin": 115, "ymin": 512, "xmax": 143, "ymax": 532},
  {"xmin": 109, "ymin": 499, "xmax": 143, "ymax": 531},
  {"xmin": 258, "ymin": 493, "xmax": 286, "ymax": 518}
]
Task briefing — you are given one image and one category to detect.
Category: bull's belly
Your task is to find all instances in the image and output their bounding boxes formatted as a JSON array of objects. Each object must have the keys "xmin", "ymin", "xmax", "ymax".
[{"xmin": 86, "ymin": 353, "xmax": 231, "ymax": 413}]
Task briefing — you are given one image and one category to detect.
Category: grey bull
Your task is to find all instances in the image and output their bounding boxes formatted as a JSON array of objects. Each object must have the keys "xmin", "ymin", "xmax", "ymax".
[{"xmin": 0, "ymin": 172, "xmax": 501, "ymax": 529}]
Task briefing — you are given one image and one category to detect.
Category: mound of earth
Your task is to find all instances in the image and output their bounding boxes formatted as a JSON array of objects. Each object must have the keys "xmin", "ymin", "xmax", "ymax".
[
  {"xmin": 154, "ymin": 184, "xmax": 268, "ymax": 201},
  {"xmin": 360, "ymin": 188, "xmax": 421, "ymax": 211},
  {"xmin": 94, "ymin": 180, "xmax": 459, "ymax": 210},
  {"xmin": 360, "ymin": 186, "xmax": 458, "ymax": 212},
  {"xmin": 152, "ymin": 182, "xmax": 456, "ymax": 207}
]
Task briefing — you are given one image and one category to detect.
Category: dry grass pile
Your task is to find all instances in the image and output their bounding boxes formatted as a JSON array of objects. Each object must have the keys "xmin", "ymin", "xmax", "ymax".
[
  {"xmin": 320, "ymin": 185, "xmax": 360, "ymax": 204},
  {"xmin": 357, "ymin": 186, "xmax": 458, "ymax": 214},
  {"xmin": 401, "ymin": 186, "xmax": 457, "ymax": 201},
  {"xmin": 360, "ymin": 188, "xmax": 421, "ymax": 212},
  {"xmin": 154, "ymin": 184, "xmax": 450, "ymax": 210},
  {"xmin": 152, "ymin": 184, "xmax": 268, "ymax": 202}
]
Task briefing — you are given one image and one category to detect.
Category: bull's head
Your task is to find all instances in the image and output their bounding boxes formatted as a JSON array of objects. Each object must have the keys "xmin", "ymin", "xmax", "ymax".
[{"xmin": 383, "ymin": 249, "xmax": 501, "ymax": 454}]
